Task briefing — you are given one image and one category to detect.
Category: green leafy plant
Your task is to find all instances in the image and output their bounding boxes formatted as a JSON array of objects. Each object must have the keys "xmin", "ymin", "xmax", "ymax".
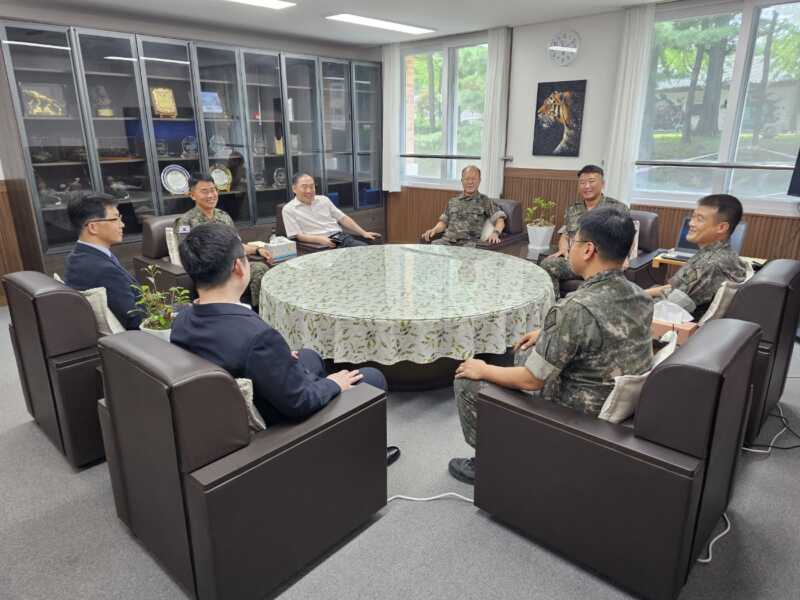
[
  {"xmin": 129, "ymin": 265, "xmax": 191, "ymax": 330},
  {"xmin": 525, "ymin": 197, "xmax": 556, "ymax": 227}
]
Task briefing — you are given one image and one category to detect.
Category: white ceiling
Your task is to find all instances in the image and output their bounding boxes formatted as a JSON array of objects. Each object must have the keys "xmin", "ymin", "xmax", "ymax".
[{"xmin": 23, "ymin": 0, "xmax": 657, "ymax": 46}]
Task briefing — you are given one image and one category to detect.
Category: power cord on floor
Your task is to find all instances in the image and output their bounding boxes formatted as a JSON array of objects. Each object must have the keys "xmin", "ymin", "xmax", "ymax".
[
  {"xmin": 697, "ymin": 513, "xmax": 731, "ymax": 564},
  {"xmin": 388, "ymin": 492, "xmax": 474, "ymax": 504},
  {"xmin": 742, "ymin": 405, "xmax": 800, "ymax": 453}
]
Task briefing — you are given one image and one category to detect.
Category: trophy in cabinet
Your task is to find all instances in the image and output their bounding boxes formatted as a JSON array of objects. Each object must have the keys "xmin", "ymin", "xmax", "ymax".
[
  {"xmin": 91, "ymin": 85, "xmax": 114, "ymax": 117},
  {"xmin": 21, "ymin": 84, "xmax": 66, "ymax": 117},
  {"xmin": 150, "ymin": 87, "xmax": 177, "ymax": 118}
]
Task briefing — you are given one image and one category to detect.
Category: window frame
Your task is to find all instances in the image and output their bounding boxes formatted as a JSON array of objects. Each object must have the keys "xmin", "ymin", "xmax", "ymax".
[
  {"xmin": 399, "ymin": 33, "xmax": 487, "ymax": 188},
  {"xmin": 633, "ymin": 0, "xmax": 800, "ymax": 216}
]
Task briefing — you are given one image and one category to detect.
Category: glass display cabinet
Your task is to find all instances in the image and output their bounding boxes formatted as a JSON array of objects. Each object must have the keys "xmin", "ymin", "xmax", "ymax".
[
  {"xmin": 242, "ymin": 50, "xmax": 287, "ymax": 220},
  {"xmin": 138, "ymin": 37, "xmax": 201, "ymax": 216},
  {"xmin": 282, "ymin": 54, "xmax": 323, "ymax": 194},
  {"xmin": 194, "ymin": 44, "xmax": 250, "ymax": 223},
  {"xmin": 1, "ymin": 24, "xmax": 95, "ymax": 249},
  {"xmin": 353, "ymin": 62, "xmax": 382, "ymax": 209},
  {"xmin": 75, "ymin": 30, "xmax": 156, "ymax": 237},
  {"xmin": 321, "ymin": 58, "xmax": 354, "ymax": 209}
]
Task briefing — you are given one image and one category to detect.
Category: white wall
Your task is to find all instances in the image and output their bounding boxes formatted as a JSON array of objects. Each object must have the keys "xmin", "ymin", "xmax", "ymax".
[{"xmin": 506, "ymin": 11, "xmax": 624, "ymax": 171}]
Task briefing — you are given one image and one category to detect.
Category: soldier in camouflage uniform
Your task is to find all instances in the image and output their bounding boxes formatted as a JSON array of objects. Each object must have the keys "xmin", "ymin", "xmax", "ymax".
[
  {"xmin": 645, "ymin": 194, "xmax": 747, "ymax": 319},
  {"xmin": 421, "ymin": 165, "xmax": 506, "ymax": 247},
  {"xmin": 540, "ymin": 165, "xmax": 628, "ymax": 297},
  {"xmin": 449, "ymin": 207, "xmax": 654, "ymax": 484},
  {"xmin": 175, "ymin": 175, "xmax": 272, "ymax": 307}
]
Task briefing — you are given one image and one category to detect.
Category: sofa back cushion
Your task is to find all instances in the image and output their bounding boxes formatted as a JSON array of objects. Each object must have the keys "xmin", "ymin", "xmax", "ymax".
[{"xmin": 141, "ymin": 215, "xmax": 177, "ymax": 259}]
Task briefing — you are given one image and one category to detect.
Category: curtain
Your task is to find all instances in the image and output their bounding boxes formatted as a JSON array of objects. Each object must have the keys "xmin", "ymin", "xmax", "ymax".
[
  {"xmin": 481, "ymin": 27, "xmax": 512, "ymax": 198},
  {"xmin": 381, "ymin": 43, "xmax": 402, "ymax": 192},
  {"xmin": 604, "ymin": 4, "xmax": 655, "ymax": 203}
]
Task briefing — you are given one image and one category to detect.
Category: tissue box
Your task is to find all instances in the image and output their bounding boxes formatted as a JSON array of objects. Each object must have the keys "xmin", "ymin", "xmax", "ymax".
[
  {"xmin": 266, "ymin": 236, "xmax": 297, "ymax": 262},
  {"xmin": 651, "ymin": 320, "xmax": 698, "ymax": 346}
]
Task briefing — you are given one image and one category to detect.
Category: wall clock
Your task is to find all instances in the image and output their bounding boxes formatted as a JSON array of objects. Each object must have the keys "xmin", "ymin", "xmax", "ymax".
[{"xmin": 548, "ymin": 30, "xmax": 580, "ymax": 67}]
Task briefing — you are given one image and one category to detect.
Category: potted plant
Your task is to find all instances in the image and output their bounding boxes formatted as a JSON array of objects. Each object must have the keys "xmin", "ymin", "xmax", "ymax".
[
  {"xmin": 525, "ymin": 196, "xmax": 556, "ymax": 252},
  {"xmin": 130, "ymin": 265, "xmax": 191, "ymax": 342}
]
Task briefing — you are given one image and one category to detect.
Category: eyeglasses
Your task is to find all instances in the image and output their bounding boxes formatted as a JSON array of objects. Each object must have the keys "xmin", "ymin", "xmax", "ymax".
[
  {"xmin": 568, "ymin": 237, "xmax": 593, "ymax": 250},
  {"xmin": 85, "ymin": 215, "xmax": 122, "ymax": 225}
]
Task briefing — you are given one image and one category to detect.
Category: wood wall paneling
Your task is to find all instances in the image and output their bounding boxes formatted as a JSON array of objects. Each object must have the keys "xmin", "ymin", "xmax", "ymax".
[
  {"xmin": 386, "ymin": 187, "xmax": 457, "ymax": 243},
  {"xmin": 0, "ymin": 182, "xmax": 25, "ymax": 304}
]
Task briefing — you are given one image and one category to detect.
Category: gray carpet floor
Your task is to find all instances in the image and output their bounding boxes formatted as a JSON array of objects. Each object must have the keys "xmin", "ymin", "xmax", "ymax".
[{"xmin": 2, "ymin": 304, "xmax": 800, "ymax": 599}]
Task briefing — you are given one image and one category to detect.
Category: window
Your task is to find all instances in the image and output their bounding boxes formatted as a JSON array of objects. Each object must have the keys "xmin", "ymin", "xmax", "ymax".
[
  {"xmin": 635, "ymin": 1, "xmax": 800, "ymax": 212},
  {"xmin": 401, "ymin": 41, "xmax": 488, "ymax": 185}
]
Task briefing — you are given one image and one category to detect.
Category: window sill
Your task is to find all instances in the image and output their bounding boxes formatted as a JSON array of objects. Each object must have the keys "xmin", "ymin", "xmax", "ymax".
[
  {"xmin": 399, "ymin": 178, "xmax": 462, "ymax": 192},
  {"xmin": 631, "ymin": 192, "xmax": 800, "ymax": 218}
]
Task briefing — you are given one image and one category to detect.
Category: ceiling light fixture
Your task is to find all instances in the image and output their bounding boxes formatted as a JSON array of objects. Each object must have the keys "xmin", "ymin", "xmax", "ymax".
[
  {"xmin": 548, "ymin": 46, "xmax": 578, "ymax": 53},
  {"xmin": 224, "ymin": 0, "xmax": 296, "ymax": 9},
  {"xmin": 326, "ymin": 14, "xmax": 434, "ymax": 35},
  {"xmin": 103, "ymin": 56, "xmax": 137, "ymax": 62},
  {"xmin": 2, "ymin": 40, "xmax": 70, "ymax": 51}
]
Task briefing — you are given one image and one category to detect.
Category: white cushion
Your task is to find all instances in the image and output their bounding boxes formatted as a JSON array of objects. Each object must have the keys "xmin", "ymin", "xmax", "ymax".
[
  {"xmin": 697, "ymin": 280, "xmax": 744, "ymax": 326},
  {"xmin": 53, "ymin": 273, "xmax": 125, "ymax": 336},
  {"xmin": 479, "ymin": 218, "xmax": 495, "ymax": 242},
  {"xmin": 598, "ymin": 332, "xmax": 678, "ymax": 424},
  {"xmin": 81, "ymin": 287, "xmax": 126, "ymax": 336},
  {"xmin": 235, "ymin": 378, "xmax": 266, "ymax": 432}
]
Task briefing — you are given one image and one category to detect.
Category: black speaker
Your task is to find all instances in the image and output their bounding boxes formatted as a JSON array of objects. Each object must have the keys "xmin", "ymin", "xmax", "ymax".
[{"xmin": 789, "ymin": 147, "xmax": 800, "ymax": 197}]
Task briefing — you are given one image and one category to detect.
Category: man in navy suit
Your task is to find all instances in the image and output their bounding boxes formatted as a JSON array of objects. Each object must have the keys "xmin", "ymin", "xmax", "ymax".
[
  {"xmin": 171, "ymin": 223, "xmax": 400, "ymax": 464},
  {"xmin": 64, "ymin": 193, "xmax": 142, "ymax": 330}
]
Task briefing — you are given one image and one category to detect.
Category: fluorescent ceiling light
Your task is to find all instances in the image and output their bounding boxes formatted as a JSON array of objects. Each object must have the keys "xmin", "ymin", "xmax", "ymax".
[
  {"xmin": 2, "ymin": 40, "xmax": 70, "ymax": 51},
  {"xmin": 326, "ymin": 14, "xmax": 434, "ymax": 35},
  {"xmin": 548, "ymin": 46, "xmax": 578, "ymax": 53},
  {"xmin": 143, "ymin": 57, "xmax": 190, "ymax": 65},
  {"xmin": 103, "ymin": 55, "xmax": 137, "ymax": 62},
  {"xmin": 224, "ymin": 0, "xmax": 296, "ymax": 9}
]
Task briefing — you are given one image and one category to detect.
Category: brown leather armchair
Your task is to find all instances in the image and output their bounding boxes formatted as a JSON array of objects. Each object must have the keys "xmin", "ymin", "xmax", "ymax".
[
  {"xmin": 132, "ymin": 215, "xmax": 195, "ymax": 293},
  {"xmin": 560, "ymin": 209, "xmax": 662, "ymax": 295},
  {"xmin": 724, "ymin": 259, "xmax": 800, "ymax": 444},
  {"xmin": 419, "ymin": 198, "xmax": 528, "ymax": 253},
  {"xmin": 275, "ymin": 201, "xmax": 380, "ymax": 254},
  {"xmin": 2, "ymin": 271, "xmax": 104, "ymax": 468},
  {"xmin": 475, "ymin": 319, "xmax": 761, "ymax": 600},
  {"xmin": 97, "ymin": 331, "xmax": 387, "ymax": 600}
]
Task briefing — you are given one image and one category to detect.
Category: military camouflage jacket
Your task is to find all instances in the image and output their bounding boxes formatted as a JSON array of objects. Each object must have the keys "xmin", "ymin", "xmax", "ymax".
[
  {"xmin": 667, "ymin": 239, "xmax": 747, "ymax": 317},
  {"xmin": 559, "ymin": 195, "xmax": 628, "ymax": 236},
  {"xmin": 439, "ymin": 192, "xmax": 506, "ymax": 243},
  {"xmin": 525, "ymin": 269, "xmax": 653, "ymax": 416},
  {"xmin": 174, "ymin": 206, "xmax": 234, "ymax": 232}
]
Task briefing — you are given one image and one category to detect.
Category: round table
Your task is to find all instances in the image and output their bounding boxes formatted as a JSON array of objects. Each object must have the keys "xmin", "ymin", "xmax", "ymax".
[{"xmin": 259, "ymin": 244, "xmax": 554, "ymax": 388}]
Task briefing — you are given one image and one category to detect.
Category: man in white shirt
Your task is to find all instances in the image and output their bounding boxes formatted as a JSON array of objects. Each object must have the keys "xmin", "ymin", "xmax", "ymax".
[{"xmin": 282, "ymin": 173, "xmax": 381, "ymax": 248}]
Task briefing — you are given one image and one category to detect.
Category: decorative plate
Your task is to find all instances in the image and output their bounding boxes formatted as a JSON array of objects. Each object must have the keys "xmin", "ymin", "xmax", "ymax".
[
  {"xmin": 161, "ymin": 164, "xmax": 191, "ymax": 195},
  {"xmin": 209, "ymin": 164, "xmax": 233, "ymax": 192}
]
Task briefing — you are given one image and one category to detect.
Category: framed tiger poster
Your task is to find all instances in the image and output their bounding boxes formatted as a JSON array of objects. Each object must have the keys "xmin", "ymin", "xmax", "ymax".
[{"xmin": 532, "ymin": 80, "xmax": 586, "ymax": 157}]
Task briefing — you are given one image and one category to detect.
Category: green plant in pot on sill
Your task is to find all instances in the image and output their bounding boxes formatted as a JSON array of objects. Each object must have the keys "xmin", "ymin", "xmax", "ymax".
[
  {"xmin": 525, "ymin": 196, "xmax": 557, "ymax": 253},
  {"xmin": 129, "ymin": 265, "xmax": 191, "ymax": 341}
]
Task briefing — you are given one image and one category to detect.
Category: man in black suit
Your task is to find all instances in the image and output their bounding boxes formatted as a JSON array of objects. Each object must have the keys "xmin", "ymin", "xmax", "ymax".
[
  {"xmin": 64, "ymin": 193, "xmax": 142, "ymax": 330},
  {"xmin": 171, "ymin": 223, "xmax": 400, "ymax": 464}
]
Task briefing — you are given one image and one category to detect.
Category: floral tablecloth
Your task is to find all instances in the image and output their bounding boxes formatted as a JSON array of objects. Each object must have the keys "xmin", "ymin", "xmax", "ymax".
[{"xmin": 259, "ymin": 244, "xmax": 554, "ymax": 365}]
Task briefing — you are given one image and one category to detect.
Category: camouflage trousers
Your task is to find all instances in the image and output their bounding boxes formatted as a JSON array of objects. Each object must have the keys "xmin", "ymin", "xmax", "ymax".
[
  {"xmin": 455, "ymin": 348, "xmax": 535, "ymax": 448},
  {"xmin": 431, "ymin": 237, "xmax": 478, "ymax": 248},
  {"xmin": 539, "ymin": 255, "xmax": 577, "ymax": 299},
  {"xmin": 249, "ymin": 261, "xmax": 269, "ymax": 308}
]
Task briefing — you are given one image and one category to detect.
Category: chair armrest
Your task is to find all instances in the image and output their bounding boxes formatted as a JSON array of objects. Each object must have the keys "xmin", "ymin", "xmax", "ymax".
[
  {"xmin": 296, "ymin": 241, "xmax": 330, "ymax": 254},
  {"xmin": 628, "ymin": 248, "xmax": 661, "ymax": 271},
  {"xmin": 477, "ymin": 383, "xmax": 699, "ymax": 474},
  {"xmin": 133, "ymin": 256, "xmax": 187, "ymax": 277},
  {"xmin": 190, "ymin": 382, "xmax": 386, "ymax": 487}
]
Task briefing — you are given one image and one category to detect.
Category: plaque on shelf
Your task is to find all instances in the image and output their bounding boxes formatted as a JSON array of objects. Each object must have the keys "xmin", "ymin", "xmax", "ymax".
[
  {"xmin": 208, "ymin": 134, "xmax": 228, "ymax": 158},
  {"xmin": 20, "ymin": 83, "xmax": 67, "ymax": 117},
  {"xmin": 91, "ymin": 85, "xmax": 114, "ymax": 117},
  {"xmin": 150, "ymin": 87, "xmax": 177, "ymax": 118},
  {"xmin": 201, "ymin": 91, "xmax": 226, "ymax": 116},
  {"xmin": 180, "ymin": 136, "xmax": 198, "ymax": 158},
  {"xmin": 273, "ymin": 167, "xmax": 287, "ymax": 187},
  {"xmin": 209, "ymin": 164, "xmax": 233, "ymax": 192},
  {"xmin": 155, "ymin": 138, "xmax": 170, "ymax": 157},
  {"xmin": 161, "ymin": 164, "xmax": 191, "ymax": 195}
]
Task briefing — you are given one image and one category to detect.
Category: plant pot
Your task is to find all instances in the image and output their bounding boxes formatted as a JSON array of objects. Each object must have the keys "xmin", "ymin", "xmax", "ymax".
[
  {"xmin": 139, "ymin": 324, "xmax": 172, "ymax": 343},
  {"xmin": 527, "ymin": 224, "xmax": 555, "ymax": 253}
]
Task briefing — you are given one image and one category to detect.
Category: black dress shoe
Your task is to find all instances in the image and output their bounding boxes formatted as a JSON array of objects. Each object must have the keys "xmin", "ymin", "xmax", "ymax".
[
  {"xmin": 386, "ymin": 445, "xmax": 401, "ymax": 466},
  {"xmin": 448, "ymin": 457, "xmax": 475, "ymax": 484}
]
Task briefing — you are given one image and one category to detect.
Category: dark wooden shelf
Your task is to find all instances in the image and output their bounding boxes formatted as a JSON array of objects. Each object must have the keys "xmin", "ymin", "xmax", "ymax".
[
  {"xmin": 32, "ymin": 160, "xmax": 86, "ymax": 167},
  {"xmin": 157, "ymin": 156, "xmax": 199, "ymax": 162},
  {"xmin": 99, "ymin": 158, "xmax": 146, "ymax": 164},
  {"xmin": 14, "ymin": 66, "xmax": 72, "ymax": 74}
]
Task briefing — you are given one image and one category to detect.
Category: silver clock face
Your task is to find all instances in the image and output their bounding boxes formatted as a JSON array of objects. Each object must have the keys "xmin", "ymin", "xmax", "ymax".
[{"xmin": 548, "ymin": 31, "xmax": 580, "ymax": 66}]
